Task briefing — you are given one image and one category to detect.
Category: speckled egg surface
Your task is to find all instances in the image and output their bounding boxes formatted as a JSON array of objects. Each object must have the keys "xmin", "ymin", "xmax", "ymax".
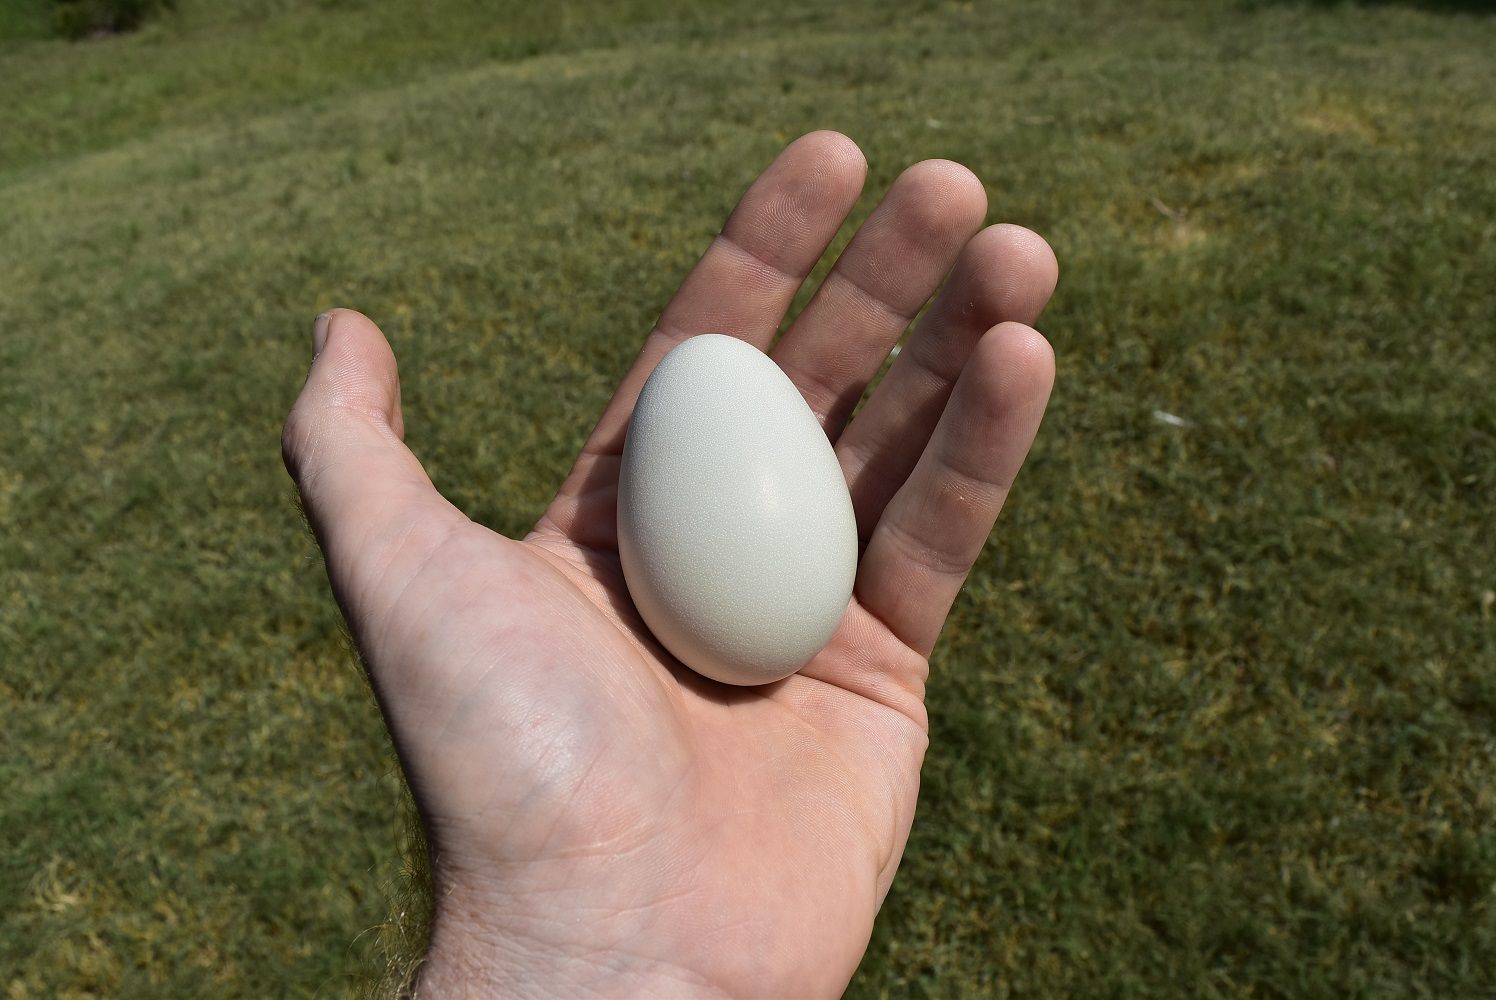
[{"xmin": 617, "ymin": 334, "xmax": 858, "ymax": 686}]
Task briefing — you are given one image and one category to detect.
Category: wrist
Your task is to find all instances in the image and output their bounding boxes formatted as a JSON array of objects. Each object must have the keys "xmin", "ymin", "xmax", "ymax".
[{"xmin": 413, "ymin": 880, "xmax": 728, "ymax": 999}]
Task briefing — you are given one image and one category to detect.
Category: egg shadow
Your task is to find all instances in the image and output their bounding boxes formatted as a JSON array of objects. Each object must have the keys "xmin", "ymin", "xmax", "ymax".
[{"xmin": 555, "ymin": 531, "xmax": 786, "ymax": 709}]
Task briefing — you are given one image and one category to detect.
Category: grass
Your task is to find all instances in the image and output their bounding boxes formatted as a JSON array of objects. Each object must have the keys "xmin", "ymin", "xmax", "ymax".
[{"xmin": 2, "ymin": 0, "xmax": 1493, "ymax": 995}]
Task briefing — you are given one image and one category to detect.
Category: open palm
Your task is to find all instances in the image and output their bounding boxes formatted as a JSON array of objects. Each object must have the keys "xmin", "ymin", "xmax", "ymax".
[{"xmin": 283, "ymin": 132, "xmax": 1056, "ymax": 998}]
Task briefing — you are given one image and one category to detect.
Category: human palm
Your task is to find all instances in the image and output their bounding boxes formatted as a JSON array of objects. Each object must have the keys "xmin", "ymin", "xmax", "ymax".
[{"xmin": 283, "ymin": 132, "xmax": 1057, "ymax": 997}]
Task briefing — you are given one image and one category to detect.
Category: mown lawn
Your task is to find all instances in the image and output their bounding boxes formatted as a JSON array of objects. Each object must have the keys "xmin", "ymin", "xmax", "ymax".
[{"xmin": 2, "ymin": 0, "xmax": 1493, "ymax": 995}]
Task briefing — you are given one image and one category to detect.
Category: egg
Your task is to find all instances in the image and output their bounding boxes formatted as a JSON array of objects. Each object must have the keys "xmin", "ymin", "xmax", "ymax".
[{"xmin": 617, "ymin": 334, "xmax": 858, "ymax": 686}]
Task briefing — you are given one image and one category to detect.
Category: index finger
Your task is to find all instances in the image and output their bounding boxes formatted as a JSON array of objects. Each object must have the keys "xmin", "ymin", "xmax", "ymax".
[
  {"xmin": 538, "ymin": 132, "xmax": 866, "ymax": 547},
  {"xmin": 580, "ymin": 130, "xmax": 866, "ymax": 460}
]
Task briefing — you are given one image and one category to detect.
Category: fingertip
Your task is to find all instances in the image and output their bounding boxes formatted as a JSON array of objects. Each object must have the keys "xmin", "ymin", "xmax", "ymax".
[
  {"xmin": 902, "ymin": 158, "xmax": 989, "ymax": 227},
  {"xmin": 993, "ymin": 319, "xmax": 1055, "ymax": 369},
  {"xmin": 793, "ymin": 129, "xmax": 868, "ymax": 181},
  {"xmin": 960, "ymin": 224, "xmax": 1059, "ymax": 325},
  {"xmin": 777, "ymin": 131, "xmax": 868, "ymax": 218},
  {"xmin": 294, "ymin": 307, "xmax": 404, "ymax": 436},
  {"xmin": 972, "ymin": 321, "xmax": 1056, "ymax": 414},
  {"xmin": 998, "ymin": 223, "xmax": 1061, "ymax": 305},
  {"xmin": 725, "ymin": 131, "xmax": 868, "ymax": 282},
  {"xmin": 320, "ymin": 307, "xmax": 386, "ymax": 354}
]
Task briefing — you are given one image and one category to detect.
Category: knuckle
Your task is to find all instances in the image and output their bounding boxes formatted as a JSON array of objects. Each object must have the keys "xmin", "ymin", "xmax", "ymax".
[{"xmin": 281, "ymin": 400, "xmax": 334, "ymax": 489}]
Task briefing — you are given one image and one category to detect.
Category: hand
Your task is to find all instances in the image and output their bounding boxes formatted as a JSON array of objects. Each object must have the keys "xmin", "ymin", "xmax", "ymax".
[{"xmin": 282, "ymin": 131, "xmax": 1057, "ymax": 998}]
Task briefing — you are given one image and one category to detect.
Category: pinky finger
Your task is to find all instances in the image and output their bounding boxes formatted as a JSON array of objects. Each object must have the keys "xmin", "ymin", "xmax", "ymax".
[{"xmin": 854, "ymin": 322, "xmax": 1055, "ymax": 657}]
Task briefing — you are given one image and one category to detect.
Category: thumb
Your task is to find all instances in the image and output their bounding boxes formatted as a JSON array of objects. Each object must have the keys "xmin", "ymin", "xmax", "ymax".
[{"xmin": 283, "ymin": 309, "xmax": 466, "ymax": 622}]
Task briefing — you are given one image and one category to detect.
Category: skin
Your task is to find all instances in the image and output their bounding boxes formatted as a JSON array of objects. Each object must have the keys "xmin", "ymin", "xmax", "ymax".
[{"xmin": 282, "ymin": 131, "xmax": 1058, "ymax": 998}]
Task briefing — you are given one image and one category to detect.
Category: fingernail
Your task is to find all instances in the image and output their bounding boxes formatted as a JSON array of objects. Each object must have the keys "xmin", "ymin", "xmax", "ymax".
[{"xmin": 312, "ymin": 312, "xmax": 331, "ymax": 357}]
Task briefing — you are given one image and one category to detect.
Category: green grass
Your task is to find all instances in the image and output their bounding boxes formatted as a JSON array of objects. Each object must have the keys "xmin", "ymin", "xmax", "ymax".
[
  {"xmin": 0, "ymin": 0, "xmax": 50, "ymax": 44},
  {"xmin": 2, "ymin": 0, "xmax": 1494, "ymax": 995}
]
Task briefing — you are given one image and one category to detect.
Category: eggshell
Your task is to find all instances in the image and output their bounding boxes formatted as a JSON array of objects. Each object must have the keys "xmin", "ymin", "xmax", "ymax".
[{"xmin": 617, "ymin": 334, "xmax": 857, "ymax": 686}]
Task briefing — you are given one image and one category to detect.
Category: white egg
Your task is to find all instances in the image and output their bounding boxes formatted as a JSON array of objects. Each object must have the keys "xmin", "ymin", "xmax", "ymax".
[{"xmin": 618, "ymin": 334, "xmax": 858, "ymax": 686}]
